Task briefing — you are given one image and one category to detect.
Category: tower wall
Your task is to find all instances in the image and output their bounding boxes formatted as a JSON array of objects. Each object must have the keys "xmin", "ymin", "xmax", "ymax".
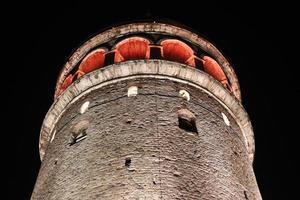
[
  {"xmin": 32, "ymin": 61, "xmax": 261, "ymax": 199},
  {"xmin": 32, "ymin": 22, "xmax": 262, "ymax": 199}
]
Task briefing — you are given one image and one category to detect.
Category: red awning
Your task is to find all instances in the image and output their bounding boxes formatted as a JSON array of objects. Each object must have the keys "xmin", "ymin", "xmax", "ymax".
[
  {"xmin": 161, "ymin": 39, "xmax": 195, "ymax": 67},
  {"xmin": 58, "ymin": 74, "xmax": 73, "ymax": 96},
  {"xmin": 114, "ymin": 37, "xmax": 150, "ymax": 63},
  {"xmin": 79, "ymin": 49, "xmax": 106, "ymax": 74},
  {"xmin": 202, "ymin": 55, "xmax": 229, "ymax": 88}
]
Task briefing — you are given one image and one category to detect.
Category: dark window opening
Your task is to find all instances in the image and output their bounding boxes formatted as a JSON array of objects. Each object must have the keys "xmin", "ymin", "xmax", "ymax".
[
  {"xmin": 69, "ymin": 65, "xmax": 79, "ymax": 76},
  {"xmin": 125, "ymin": 157, "xmax": 131, "ymax": 167},
  {"xmin": 178, "ymin": 109, "xmax": 198, "ymax": 134},
  {"xmin": 244, "ymin": 191, "xmax": 249, "ymax": 200},
  {"xmin": 72, "ymin": 72, "xmax": 79, "ymax": 82},
  {"xmin": 104, "ymin": 51, "xmax": 115, "ymax": 66},
  {"xmin": 178, "ymin": 117, "xmax": 198, "ymax": 134},
  {"xmin": 150, "ymin": 46, "xmax": 162, "ymax": 59},
  {"xmin": 195, "ymin": 57, "xmax": 204, "ymax": 71}
]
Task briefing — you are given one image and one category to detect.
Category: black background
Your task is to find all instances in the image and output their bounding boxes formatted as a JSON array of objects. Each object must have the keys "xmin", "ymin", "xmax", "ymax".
[{"xmin": 3, "ymin": 1, "xmax": 299, "ymax": 199}]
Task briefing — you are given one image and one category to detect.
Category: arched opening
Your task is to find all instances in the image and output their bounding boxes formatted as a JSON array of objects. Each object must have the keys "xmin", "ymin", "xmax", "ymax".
[
  {"xmin": 178, "ymin": 108, "xmax": 198, "ymax": 134},
  {"xmin": 79, "ymin": 48, "xmax": 106, "ymax": 74},
  {"xmin": 114, "ymin": 37, "xmax": 150, "ymax": 63},
  {"xmin": 201, "ymin": 55, "xmax": 230, "ymax": 90},
  {"xmin": 161, "ymin": 39, "xmax": 195, "ymax": 67}
]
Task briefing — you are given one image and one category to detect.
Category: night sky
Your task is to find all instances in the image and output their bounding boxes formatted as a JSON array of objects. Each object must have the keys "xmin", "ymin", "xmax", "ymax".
[{"xmin": 3, "ymin": 1, "xmax": 298, "ymax": 199}]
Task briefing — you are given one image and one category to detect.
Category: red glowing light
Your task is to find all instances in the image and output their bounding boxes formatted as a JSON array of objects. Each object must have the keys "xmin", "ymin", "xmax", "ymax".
[
  {"xmin": 202, "ymin": 55, "xmax": 229, "ymax": 88},
  {"xmin": 161, "ymin": 39, "xmax": 195, "ymax": 67},
  {"xmin": 79, "ymin": 49, "xmax": 106, "ymax": 74},
  {"xmin": 114, "ymin": 37, "xmax": 150, "ymax": 63}
]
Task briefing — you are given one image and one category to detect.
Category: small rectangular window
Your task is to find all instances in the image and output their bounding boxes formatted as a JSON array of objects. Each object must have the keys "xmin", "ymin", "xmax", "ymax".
[{"xmin": 104, "ymin": 51, "xmax": 115, "ymax": 66}]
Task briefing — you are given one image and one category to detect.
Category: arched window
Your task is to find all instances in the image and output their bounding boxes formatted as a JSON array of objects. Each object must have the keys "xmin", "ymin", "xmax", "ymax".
[
  {"xmin": 161, "ymin": 39, "xmax": 195, "ymax": 67},
  {"xmin": 114, "ymin": 37, "xmax": 150, "ymax": 63},
  {"xmin": 201, "ymin": 55, "xmax": 230, "ymax": 89},
  {"xmin": 79, "ymin": 48, "xmax": 106, "ymax": 74}
]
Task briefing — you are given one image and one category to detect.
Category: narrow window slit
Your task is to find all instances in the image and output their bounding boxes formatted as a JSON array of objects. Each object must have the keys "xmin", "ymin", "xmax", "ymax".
[
  {"xmin": 125, "ymin": 157, "xmax": 131, "ymax": 167},
  {"xmin": 244, "ymin": 190, "xmax": 249, "ymax": 200}
]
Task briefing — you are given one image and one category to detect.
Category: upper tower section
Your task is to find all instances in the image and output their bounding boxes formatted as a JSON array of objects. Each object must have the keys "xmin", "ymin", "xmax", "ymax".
[
  {"xmin": 40, "ymin": 22, "xmax": 254, "ymax": 162},
  {"xmin": 54, "ymin": 22, "xmax": 241, "ymax": 101}
]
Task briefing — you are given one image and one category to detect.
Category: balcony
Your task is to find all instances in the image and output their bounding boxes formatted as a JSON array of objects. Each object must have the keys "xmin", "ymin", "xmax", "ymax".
[{"xmin": 56, "ymin": 36, "xmax": 231, "ymax": 97}]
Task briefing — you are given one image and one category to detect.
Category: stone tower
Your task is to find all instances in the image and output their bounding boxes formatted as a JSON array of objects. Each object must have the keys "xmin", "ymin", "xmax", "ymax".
[{"xmin": 31, "ymin": 22, "xmax": 262, "ymax": 199}]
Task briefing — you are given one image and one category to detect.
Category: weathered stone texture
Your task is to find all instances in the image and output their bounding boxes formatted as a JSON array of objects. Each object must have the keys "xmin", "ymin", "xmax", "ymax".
[
  {"xmin": 32, "ymin": 79, "xmax": 261, "ymax": 199},
  {"xmin": 39, "ymin": 61, "xmax": 254, "ymax": 161}
]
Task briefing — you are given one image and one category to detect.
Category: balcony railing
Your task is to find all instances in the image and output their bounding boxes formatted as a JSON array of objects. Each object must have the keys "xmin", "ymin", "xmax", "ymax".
[{"xmin": 56, "ymin": 37, "xmax": 231, "ymax": 97}]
